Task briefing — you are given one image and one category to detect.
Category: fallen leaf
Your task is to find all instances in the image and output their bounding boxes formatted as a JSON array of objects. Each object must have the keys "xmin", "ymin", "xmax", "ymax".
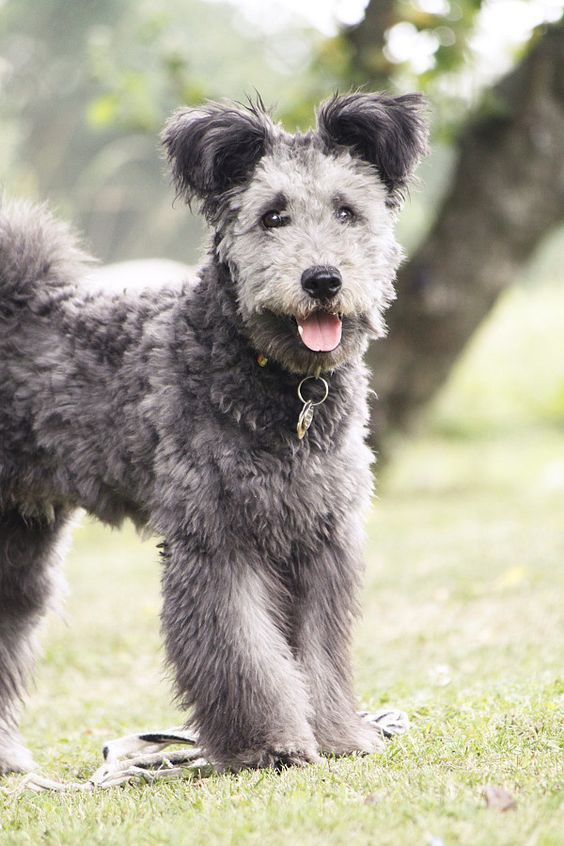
[
  {"xmin": 363, "ymin": 791, "xmax": 384, "ymax": 805},
  {"xmin": 482, "ymin": 785, "xmax": 517, "ymax": 812}
]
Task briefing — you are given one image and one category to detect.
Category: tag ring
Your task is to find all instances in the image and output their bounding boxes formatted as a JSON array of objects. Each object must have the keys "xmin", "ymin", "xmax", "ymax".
[{"xmin": 297, "ymin": 375, "xmax": 329, "ymax": 406}]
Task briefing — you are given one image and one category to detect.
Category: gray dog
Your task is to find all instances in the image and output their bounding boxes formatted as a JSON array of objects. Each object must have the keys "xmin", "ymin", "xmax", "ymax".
[{"xmin": 0, "ymin": 92, "xmax": 427, "ymax": 775}]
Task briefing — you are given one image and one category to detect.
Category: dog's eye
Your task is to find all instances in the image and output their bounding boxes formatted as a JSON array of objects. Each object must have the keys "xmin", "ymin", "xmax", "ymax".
[
  {"xmin": 335, "ymin": 206, "xmax": 355, "ymax": 224},
  {"xmin": 262, "ymin": 210, "xmax": 288, "ymax": 229}
]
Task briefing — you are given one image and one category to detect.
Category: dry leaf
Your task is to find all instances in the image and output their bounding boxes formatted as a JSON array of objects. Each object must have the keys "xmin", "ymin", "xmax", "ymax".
[{"xmin": 482, "ymin": 785, "xmax": 517, "ymax": 812}]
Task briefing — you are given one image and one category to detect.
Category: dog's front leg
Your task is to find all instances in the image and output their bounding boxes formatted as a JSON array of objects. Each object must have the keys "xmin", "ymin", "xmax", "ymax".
[
  {"xmin": 293, "ymin": 540, "xmax": 385, "ymax": 757},
  {"xmin": 161, "ymin": 535, "xmax": 319, "ymax": 771}
]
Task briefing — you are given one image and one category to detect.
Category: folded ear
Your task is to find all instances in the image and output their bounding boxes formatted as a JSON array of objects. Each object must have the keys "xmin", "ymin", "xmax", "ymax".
[
  {"xmin": 317, "ymin": 92, "xmax": 429, "ymax": 206},
  {"xmin": 162, "ymin": 100, "xmax": 274, "ymax": 220}
]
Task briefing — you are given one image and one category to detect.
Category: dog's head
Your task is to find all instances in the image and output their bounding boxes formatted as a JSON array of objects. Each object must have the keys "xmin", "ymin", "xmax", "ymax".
[{"xmin": 162, "ymin": 93, "xmax": 428, "ymax": 374}]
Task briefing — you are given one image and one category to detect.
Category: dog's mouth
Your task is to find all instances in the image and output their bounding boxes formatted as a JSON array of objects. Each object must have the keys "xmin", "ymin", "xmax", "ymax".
[{"xmin": 294, "ymin": 311, "xmax": 343, "ymax": 353}]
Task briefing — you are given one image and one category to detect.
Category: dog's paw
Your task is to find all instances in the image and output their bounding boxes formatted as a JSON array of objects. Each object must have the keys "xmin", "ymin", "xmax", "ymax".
[
  {"xmin": 219, "ymin": 741, "xmax": 321, "ymax": 772},
  {"xmin": 351, "ymin": 723, "xmax": 387, "ymax": 754},
  {"xmin": 317, "ymin": 708, "xmax": 410, "ymax": 756},
  {"xmin": 258, "ymin": 745, "xmax": 322, "ymax": 771},
  {"xmin": 317, "ymin": 718, "xmax": 386, "ymax": 756},
  {"xmin": 0, "ymin": 735, "xmax": 36, "ymax": 776}
]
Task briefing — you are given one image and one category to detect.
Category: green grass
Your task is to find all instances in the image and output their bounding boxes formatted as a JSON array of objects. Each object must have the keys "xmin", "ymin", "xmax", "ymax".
[{"xmin": 1, "ymin": 283, "xmax": 563, "ymax": 845}]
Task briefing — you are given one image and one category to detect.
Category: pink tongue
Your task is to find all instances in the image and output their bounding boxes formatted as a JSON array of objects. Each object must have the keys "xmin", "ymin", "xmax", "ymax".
[{"xmin": 297, "ymin": 312, "xmax": 342, "ymax": 352}]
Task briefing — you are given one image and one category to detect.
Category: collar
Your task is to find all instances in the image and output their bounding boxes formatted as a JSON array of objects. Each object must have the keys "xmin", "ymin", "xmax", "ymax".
[{"xmin": 255, "ymin": 353, "xmax": 329, "ymax": 440}]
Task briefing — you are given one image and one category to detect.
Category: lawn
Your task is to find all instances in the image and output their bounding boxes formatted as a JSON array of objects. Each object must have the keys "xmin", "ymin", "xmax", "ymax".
[{"xmin": 1, "ymin": 283, "xmax": 563, "ymax": 845}]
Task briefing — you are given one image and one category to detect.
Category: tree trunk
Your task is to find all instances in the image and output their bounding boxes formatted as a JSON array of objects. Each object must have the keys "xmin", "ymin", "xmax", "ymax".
[
  {"xmin": 343, "ymin": 0, "xmax": 397, "ymax": 89},
  {"xmin": 367, "ymin": 20, "xmax": 564, "ymax": 447}
]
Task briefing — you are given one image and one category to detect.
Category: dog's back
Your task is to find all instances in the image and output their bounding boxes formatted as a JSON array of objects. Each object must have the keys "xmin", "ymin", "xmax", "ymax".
[{"xmin": 0, "ymin": 200, "xmax": 178, "ymax": 525}]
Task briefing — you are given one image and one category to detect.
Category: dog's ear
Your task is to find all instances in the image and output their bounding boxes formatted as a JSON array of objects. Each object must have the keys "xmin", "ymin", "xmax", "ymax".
[
  {"xmin": 162, "ymin": 100, "xmax": 274, "ymax": 219},
  {"xmin": 317, "ymin": 92, "xmax": 429, "ymax": 206}
]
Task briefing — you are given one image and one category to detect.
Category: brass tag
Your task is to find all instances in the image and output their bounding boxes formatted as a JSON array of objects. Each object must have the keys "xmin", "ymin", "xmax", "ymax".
[{"xmin": 297, "ymin": 400, "xmax": 315, "ymax": 439}]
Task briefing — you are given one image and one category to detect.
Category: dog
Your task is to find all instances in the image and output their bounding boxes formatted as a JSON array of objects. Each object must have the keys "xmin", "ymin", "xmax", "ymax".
[{"xmin": 0, "ymin": 92, "xmax": 428, "ymax": 774}]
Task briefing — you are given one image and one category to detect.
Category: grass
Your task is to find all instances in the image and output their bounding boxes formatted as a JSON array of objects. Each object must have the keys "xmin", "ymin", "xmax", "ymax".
[{"xmin": 1, "ymin": 282, "xmax": 563, "ymax": 845}]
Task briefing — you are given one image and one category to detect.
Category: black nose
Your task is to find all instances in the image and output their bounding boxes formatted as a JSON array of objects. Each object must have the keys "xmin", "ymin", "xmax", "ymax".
[{"xmin": 301, "ymin": 266, "xmax": 342, "ymax": 300}]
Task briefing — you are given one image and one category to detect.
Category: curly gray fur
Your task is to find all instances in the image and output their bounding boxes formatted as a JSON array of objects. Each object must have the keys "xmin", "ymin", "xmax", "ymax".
[{"xmin": 0, "ymin": 93, "xmax": 427, "ymax": 772}]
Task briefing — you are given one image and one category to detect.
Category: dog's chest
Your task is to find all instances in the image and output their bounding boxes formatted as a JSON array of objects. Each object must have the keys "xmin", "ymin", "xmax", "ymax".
[{"xmin": 214, "ymin": 433, "xmax": 371, "ymax": 544}]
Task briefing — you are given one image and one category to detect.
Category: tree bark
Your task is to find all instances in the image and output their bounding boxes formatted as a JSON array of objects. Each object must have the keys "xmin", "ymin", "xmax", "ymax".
[
  {"xmin": 367, "ymin": 19, "xmax": 564, "ymax": 447},
  {"xmin": 344, "ymin": 0, "xmax": 397, "ymax": 89}
]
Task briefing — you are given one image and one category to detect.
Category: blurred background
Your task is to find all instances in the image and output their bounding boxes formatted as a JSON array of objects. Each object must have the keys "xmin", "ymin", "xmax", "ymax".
[
  {"xmin": 1, "ymin": 6, "xmax": 563, "ymax": 830},
  {"xmin": 1, "ymin": 0, "xmax": 563, "ymax": 455}
]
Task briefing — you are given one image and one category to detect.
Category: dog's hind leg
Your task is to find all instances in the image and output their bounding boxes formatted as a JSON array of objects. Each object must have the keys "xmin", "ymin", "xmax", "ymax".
[{"xmin": 0, "ymin": 505, "xmax": 72, "ymax": 775}]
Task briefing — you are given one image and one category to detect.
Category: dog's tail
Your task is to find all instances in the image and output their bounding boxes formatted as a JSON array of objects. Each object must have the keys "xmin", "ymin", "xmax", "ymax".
[{"xmin": 0, "ymin": 196, "xmax": 91, "ymax": 310}]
